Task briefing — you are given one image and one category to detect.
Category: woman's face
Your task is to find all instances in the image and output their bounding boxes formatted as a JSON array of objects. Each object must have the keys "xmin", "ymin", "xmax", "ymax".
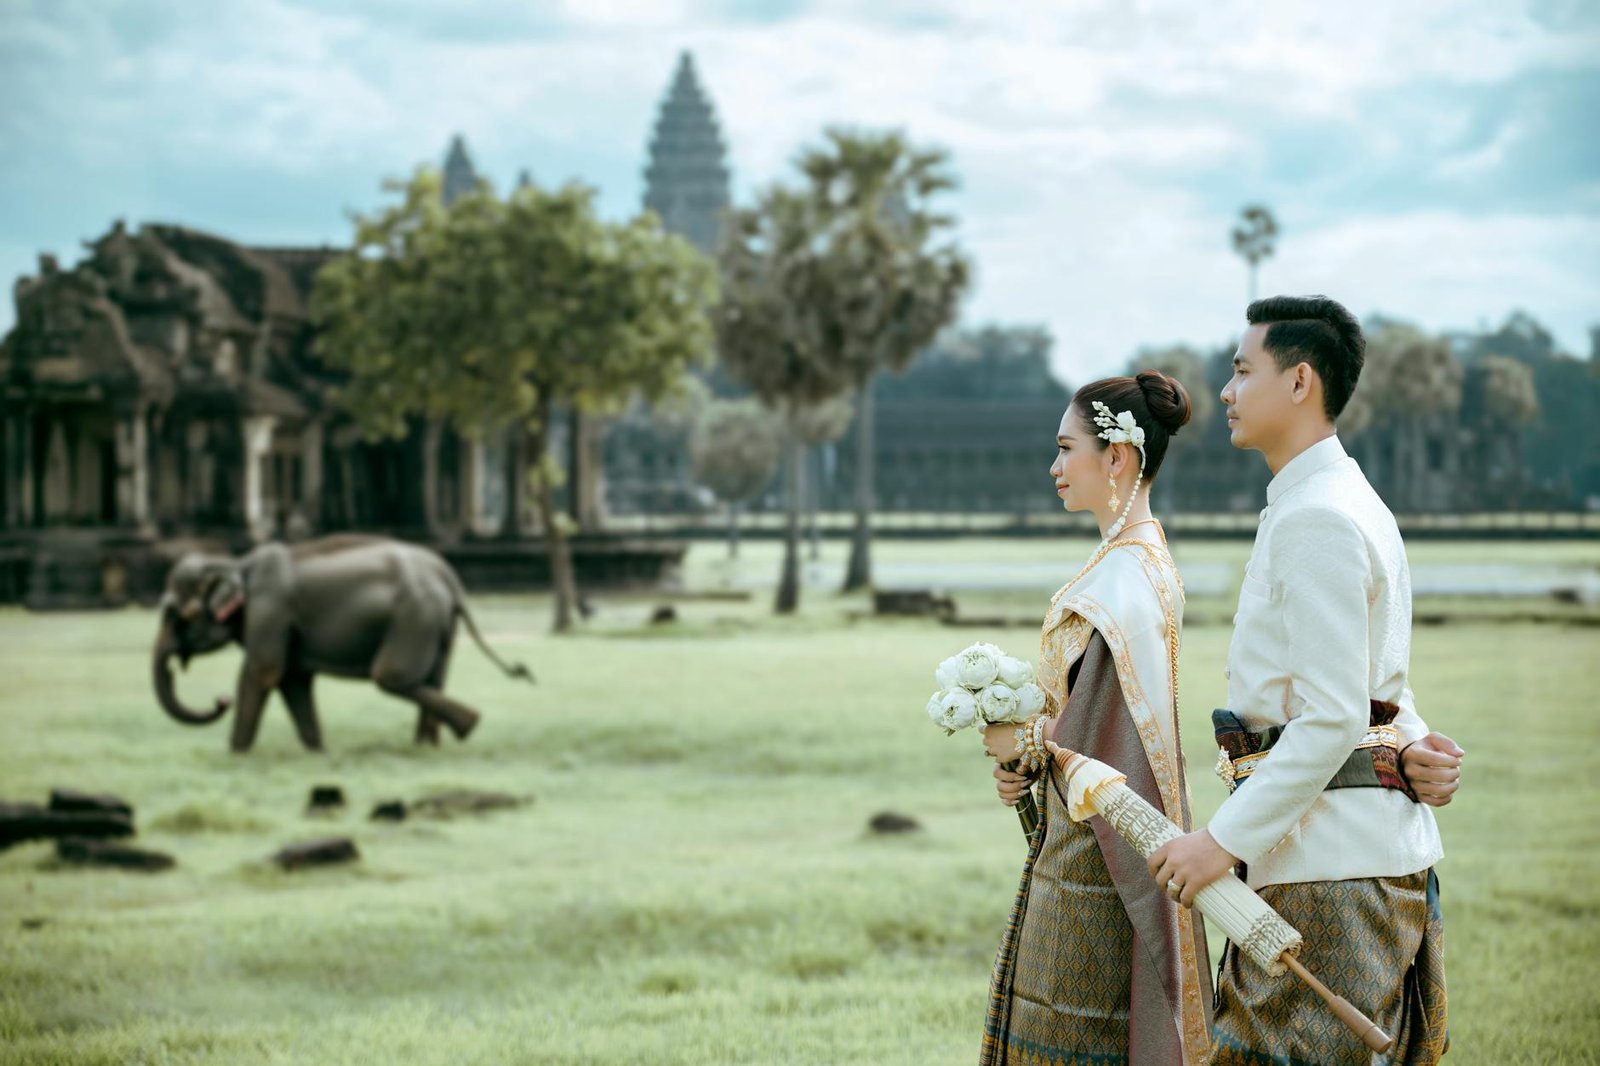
[{"xmin": 1050, "ymin": 404, "xmax": 1113, "ymax": 513}]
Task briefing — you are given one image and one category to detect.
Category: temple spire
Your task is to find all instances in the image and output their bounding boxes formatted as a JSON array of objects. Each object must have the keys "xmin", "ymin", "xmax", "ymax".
[
  {"xmin": 642, "ymin": 51, "xmax": 730, "ymax": 255},
  {"xmin": 442, "ymin": 134, "xmax": 479, "ymax": 206}
]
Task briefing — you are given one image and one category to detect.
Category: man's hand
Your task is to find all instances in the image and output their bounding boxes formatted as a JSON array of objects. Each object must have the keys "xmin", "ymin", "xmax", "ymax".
[
  {"xmin": 993, "ymin": 762, "xmax": 1033, "ymax": 807},
  {"xmin": 1401, "ymin": 732, "xmax": 1465, "ymax": 807},
  {"xmin": 1148, "ymin": 830, "xmax": 1237, "ymax": 908}
]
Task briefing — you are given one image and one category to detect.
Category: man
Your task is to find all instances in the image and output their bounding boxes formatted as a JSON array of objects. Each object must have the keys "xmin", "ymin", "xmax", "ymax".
[{"xmin": 1149, "ymin": 295, "xmax": 1463, "ymax": 1064}]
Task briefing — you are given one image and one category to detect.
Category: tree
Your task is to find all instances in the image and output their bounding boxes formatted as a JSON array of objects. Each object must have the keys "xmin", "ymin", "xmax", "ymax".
[
  {"xmin": 689, "ymin": 399, "xmax": 782, "ymax": 558},
  {"xmin": 783, "ymin": 393, "xmax": 853, "ymax": 559},
  {"xmin": 714, "ymin": 187, "xmax": 850, "ymax": 613},
  {"xmin": 312, "ymin": 168, "xmax": 717, "ymax": 631},
  {"xmin": 796, "ymin": 129, "xmax": 971, "ymax": 592},
  {"xmin": 1345, "ymin": 322, "xmax": 1463, "ymax": 509},
  {"xmin": 1230, "ymin": 205, "xmax": 1278, "ymax": 304},
  {"xmin": 1126, "ymin": 344, "xmax": 1214, "ymax": 507},
  {"xmin": 1463, "ymin": 353, "xmax": 1539, "ymax": 507}
]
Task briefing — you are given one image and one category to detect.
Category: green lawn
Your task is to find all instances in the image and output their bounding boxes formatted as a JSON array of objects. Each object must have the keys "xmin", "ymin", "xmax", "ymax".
[{"xmin": 1, "ymin": 539, "xmax": 1596, "ymax": 1064}]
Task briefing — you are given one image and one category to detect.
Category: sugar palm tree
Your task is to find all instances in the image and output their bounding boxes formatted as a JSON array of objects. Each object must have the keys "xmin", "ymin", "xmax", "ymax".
[
  {"xmin": 714, "ymin": 188, "xmax": 850, "ymax": 612},
  {"xmin": 796, "ymin": 128, "xmax": 971, "ymax": 592},
  {"xmin": 1231, "ymin": 205, "xmax": 1278, "ymax": 304}
]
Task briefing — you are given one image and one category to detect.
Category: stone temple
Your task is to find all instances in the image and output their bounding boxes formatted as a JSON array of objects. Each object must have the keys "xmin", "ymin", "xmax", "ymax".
[
  {"xmin": 0, "ymin": 50, "xmax": 1079, "ymax": 606},
  {"xmin": 642, "ymin": 52, "xmax": 731, "ymax": 256}
]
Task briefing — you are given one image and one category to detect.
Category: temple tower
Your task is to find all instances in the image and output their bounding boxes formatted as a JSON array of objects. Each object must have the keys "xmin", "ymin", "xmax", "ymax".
[
  {"xmin": 642, "ymin": 52, "xmax": 730, "ymax": 254},
  {"xmin": 442, "ymin": 134, "xmax": 479, "ymax": 206}
]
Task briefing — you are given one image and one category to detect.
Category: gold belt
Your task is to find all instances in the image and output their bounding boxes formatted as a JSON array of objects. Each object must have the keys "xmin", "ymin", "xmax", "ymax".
[{"xmin": 1215, "ymin": 723, "xmax": 1403, "ymax": 787}]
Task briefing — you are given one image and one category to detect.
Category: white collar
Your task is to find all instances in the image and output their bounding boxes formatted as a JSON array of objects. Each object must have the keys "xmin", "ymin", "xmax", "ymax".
[{"xmin": 1266, "ymin": 434, "xmax": 1348, "ymax": 507}]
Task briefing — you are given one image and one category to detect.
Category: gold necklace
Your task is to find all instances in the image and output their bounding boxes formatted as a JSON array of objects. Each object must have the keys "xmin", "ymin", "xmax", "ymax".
[
  {"xmin": 1050, "ymin": 531, "xmax": 1155, "ymax": 612},
  {"xmin": 1116, "ymin": 517, "xmax": 1162, "ymax": 540}
]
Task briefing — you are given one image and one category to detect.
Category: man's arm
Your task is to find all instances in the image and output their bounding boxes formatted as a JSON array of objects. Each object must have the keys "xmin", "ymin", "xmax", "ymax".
[
  {"xmin": 1205, "ymin": 507, "xmax": 1373, "ymax": 866},
  {"xmin": 1395, "ymin": 684, "xmax": 1466, "ymax": 807},
  {"xmin": 1393, "ymin": 683, "xmax": 1430, "ymax": 748}
]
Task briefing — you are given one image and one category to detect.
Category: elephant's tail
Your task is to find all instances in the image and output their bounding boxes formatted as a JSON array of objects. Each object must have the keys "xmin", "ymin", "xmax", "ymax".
[{"xmin": 445, "ymin": 571, "xmax": 536, "ymax": 685}]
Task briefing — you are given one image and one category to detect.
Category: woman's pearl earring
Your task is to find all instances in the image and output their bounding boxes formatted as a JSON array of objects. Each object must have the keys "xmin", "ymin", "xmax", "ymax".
[{"xmin": 1107, "ymin": 474, "xmax": 1121, "ymax": 513}]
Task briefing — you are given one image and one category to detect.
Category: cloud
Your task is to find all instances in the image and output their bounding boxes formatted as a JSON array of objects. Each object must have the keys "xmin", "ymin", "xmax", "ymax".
[{"xmin": 0, "ymin": 0, "xmax": 1595, "ymax": 372}]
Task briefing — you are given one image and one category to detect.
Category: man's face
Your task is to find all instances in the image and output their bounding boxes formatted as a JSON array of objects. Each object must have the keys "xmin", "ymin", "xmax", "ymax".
[{"xmin": 1220, "ymin": 324, "xmax": 1301, "ymax": 452}]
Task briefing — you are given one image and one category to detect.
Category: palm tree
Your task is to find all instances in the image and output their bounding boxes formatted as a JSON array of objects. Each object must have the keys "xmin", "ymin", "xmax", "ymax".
[
  {"xmin": 790, "ymin": 394, "xmax": 854, "ymax": 559},
  {"xmin": 714, "ymin": 188, "xmax": 850, "ymax": 613},
  {"xmin": 1230, "ymin": 205, "xmax": 1278, "ymax": 304},
  {"xmin": 796, "ymin": 129, "xmax": 971, "ymax": 592}
]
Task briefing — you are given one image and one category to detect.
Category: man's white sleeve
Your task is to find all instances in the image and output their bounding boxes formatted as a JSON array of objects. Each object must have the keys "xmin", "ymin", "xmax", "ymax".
[{"xmin": 1208, "ymin": 508, "xmax": 1372, "ymax": 864}]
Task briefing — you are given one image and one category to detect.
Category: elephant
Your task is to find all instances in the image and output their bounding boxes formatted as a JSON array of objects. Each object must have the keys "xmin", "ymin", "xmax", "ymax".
[{"xmin": 151, "ymin": 534, "xmax": 533, "ymax": 752}]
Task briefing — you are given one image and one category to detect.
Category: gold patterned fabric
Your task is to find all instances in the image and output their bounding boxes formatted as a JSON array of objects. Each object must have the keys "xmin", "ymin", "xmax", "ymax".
[
  {"xmin": 1038, "ymin": 541, "xmax": 1213, "ymax": 1062},
  {"xmin": 982, "ymin": 537, "xmax": 1212, "ymax": 1066},
  {"xmin": 981, "ymin": 764, "xmax": 1134, "ymax": 1064},
  {"xmin": 1211, "ymin": 869, "xmax": 1448, "ymax": 1066}
]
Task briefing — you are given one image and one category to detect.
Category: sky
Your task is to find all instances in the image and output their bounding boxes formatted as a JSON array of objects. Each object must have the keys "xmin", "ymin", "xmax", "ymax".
[{"xmin": 2, "ymin": 0, "xmax": 1597, "ymax": 383}]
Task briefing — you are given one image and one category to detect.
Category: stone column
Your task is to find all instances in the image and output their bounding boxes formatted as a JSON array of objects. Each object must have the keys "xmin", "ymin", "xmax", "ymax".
[
  {"xmin": 114, "ymin": 408, "xmax": 151, "ymax": 530},
  {"xmin": 421, "ymin": 421, "xmax": 444, "ymax": 539},
  {"xmin": 473, "ymin": 433, "xmax": 508, "ymax": 538},
  {"xmin": 300, "ymin": 421, "xmax": 324, "ymax": 531},
  {"xmin": 242, "ymin": 415, "xmax": 277, "ymax": 542},
  {"xmin": 1, "ymin": 411, "xmax": 16, "ymax": 528},
  {"xmin": 15, "ymin": 407, "xmax": 34, "ymax": 527},
  {"xmin": 185, "ymin": 421, "xmax": 208, "ymax": 527},
  {"xmin": 43, "ymin": 418, "xmax": 72, "ymax": 522}
]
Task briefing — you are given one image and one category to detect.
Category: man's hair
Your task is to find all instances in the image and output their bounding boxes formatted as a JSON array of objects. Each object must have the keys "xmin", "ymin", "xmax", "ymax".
[{"xmin": 1246, "ymin": 295, "xmax": 1365, "ymax": 420}]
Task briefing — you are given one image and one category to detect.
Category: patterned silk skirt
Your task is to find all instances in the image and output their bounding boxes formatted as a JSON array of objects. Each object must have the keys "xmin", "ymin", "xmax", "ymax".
[
  {"xmin": 1211, "ymin": 869, "xmax": 1448, "ymax": 1066},
  {"xmin": 981, "ymin": 784, "xmax": 1134, "ymax": 1065}
]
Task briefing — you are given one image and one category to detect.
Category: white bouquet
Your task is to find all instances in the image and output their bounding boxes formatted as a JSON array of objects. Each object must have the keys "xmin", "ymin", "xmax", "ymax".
[
  {"xmin": 925, "ymin": 642, "xmax": 1045, "ymax": 737},
  {"xmin": 924, "ymin": 641, "xmax": 1048, "ymax": 835}
]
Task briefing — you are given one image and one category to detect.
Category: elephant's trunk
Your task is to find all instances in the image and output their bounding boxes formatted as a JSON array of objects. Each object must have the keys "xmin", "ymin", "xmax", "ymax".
[{"xmin": 153, "ymin": 617, "xmax": 230, "ymax": 726}]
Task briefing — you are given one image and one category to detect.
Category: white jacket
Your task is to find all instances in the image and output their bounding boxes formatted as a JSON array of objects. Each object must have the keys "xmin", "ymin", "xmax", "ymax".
[{"xmin": 1207, "ymin": 435, "xmax": 1443, "ymax": 889}]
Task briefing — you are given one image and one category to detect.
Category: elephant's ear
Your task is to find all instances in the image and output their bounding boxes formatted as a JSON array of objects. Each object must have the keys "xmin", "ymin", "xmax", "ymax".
[
  {"xmin": 206, "ymin": 570, "xmax": 245, "ymax": 623},
  {"xmin": 240, "ymin": 545, "xmax": 293, "ymax": 680}
]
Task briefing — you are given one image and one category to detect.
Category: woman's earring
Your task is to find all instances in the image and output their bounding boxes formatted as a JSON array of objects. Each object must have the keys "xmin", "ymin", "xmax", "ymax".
[{"xmin": 1107, "ymin": 474, "xmax": 1121, "ymax": 513}]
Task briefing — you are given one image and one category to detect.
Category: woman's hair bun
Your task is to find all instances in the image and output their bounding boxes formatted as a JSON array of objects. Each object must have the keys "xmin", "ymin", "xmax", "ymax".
[{"xmin": 1135, "ymin": 370, "xmax": 1191, "ymax": 435}]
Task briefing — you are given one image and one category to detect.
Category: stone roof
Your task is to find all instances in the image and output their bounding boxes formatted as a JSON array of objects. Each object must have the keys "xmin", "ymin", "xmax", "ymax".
[{"xmin": 1, "ymin": 222, "xmax": 333, "ymax": 418}]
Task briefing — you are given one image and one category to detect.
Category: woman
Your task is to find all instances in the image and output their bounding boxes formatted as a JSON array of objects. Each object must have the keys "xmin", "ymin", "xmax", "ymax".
[{"xmin": 979, "ymin": 371, "xmax": 1212, "ymax": 1065}]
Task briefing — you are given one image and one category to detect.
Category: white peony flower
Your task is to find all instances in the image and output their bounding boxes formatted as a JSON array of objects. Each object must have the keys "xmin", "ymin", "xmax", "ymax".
[
  {"xmin": 934, "ymin": 655, "xmax": 961, "ymax": 690},
  {"xmin": 1015, "ymin": 682, "xmax": 1047, "ymax": 717},
  {"xmin": 978, "ymin": 684, "xmax": 1021, "ymax": 724},
  {"xmin": 935, "ymin": 688, "xmax": 980, "ymax": 733},
  {"xmin": 957, "ymin": 644, "xmax": 1000, "ymax": 688},
  {"xmin": 926, "ymin": 691, "xmax": 947, "ymax": 727},
  {"xmin": 997, "ymin": 656, "xmax": 1034, "ymax": 688}
]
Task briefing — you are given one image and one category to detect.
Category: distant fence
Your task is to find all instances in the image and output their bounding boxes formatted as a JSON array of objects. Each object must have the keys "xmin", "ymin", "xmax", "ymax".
[{"xmin": 606, "ymin": 511, "xmax": 1600, "ymax": 540}]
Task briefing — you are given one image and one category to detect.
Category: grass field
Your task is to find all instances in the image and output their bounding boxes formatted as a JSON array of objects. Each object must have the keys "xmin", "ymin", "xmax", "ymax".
[{"xmin": 1, "ymin": 538, "xmax": 1596, "ymax": 1064}]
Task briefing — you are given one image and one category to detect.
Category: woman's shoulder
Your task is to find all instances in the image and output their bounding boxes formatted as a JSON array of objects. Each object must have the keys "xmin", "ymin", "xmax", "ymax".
[{"xmin": 1051, "ymin": 542, "xmax": 1173, "ymax": 624}]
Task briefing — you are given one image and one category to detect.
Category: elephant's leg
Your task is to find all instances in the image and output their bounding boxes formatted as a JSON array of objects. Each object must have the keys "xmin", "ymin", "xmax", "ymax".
[
  {"xmin": 372, "ymin": 624, "xmax": 478, "ymax": 740},
  {"xmin": 410, "ymin": 686, "xmax": 481, "ymax": 741},
  {"xmin": 413, "ymin": 636, "xmax": 454, "ymax": 745},
  {"xmin": 229, "ymin": 673, "xmax": 273, "ymax": 753},
  {"xmin": 280, "ymin": 672, "xmax": 324, "ymax": 752}
]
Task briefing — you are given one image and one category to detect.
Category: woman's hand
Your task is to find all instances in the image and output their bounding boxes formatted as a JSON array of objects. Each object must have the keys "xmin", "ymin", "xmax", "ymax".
[
  {"xmin": 982, "ymin": 721, "xmax": 1020, "ymax": 763},
  {"xmin": 994, "ymin": 762, "xmax": 1034, "ymax": 807}
]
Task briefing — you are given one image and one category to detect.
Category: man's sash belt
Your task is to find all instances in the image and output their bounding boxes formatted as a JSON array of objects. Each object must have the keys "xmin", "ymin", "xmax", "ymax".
[{"xmin": 1212, "ymin": 699, "xmax": 1418, "ymax": 801}]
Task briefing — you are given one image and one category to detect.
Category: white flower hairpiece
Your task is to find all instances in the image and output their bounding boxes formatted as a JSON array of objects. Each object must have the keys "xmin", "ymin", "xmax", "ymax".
[
  {"xmin": 1089, "ymin": 400, "xmax": 1148, "ymax": 543},
  {"xmin": 1091, "ymin": 400, "xmax": 1146, "ymax": 452}
]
